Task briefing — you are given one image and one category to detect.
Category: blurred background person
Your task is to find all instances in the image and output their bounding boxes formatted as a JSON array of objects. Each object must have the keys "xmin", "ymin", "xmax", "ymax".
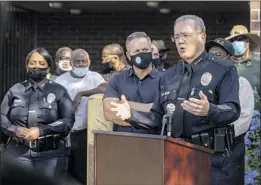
[
  {"xmin": 226, "ymin": 25, "xmax": 260, "ymax": 110},
  {"xmin": 55, "ymin": 48, "xmax": 106, "ymax": 184},
  {"xmin": 226, "ymin": 25, "xmax": 261, "ymax": 184},
  {"xmin": 206, "ymin": 38, "xmax": 254, "ymax": 183},
  {"xmin": 47, "ymin": 47, "xmax": 73, "ymax": 81},
  {"xmin": 151, "ymin": 42, "xmax": 162, "ymax": 71},
  {"xmin": 55, "ymin": 48, "xmax": 106, "ymax": 130},
  {"xmin": 152, "ymin": 40, "xmax": 170, "ymax": 71},
  {"xmin": 101, "ymin": 43, "xmax": 130, "ymax": 82}
]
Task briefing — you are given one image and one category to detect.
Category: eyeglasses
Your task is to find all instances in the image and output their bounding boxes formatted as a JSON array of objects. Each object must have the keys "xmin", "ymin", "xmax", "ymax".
[
  {"xmin": 171, "ymin": 32, "xmax": 202, "ymax": 43},
  {"xmin": 231, "ymin": 36, "xmax": 249, "ymax": 43},
  {"xmin": 213, "ymin": 52, "xmax": 228, "ymax": 59}
]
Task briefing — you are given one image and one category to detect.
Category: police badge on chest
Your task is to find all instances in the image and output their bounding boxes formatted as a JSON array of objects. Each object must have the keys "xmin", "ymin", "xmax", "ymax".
[{"xmin": 44, "ymin": 93, "xmax": 56, "ymax": 108}]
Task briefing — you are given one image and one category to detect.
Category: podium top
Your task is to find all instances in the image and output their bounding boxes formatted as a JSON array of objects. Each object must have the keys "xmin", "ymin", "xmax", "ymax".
[{"xmin": 93, "ymin": 131, "xmax": 214, "ymax": 154}]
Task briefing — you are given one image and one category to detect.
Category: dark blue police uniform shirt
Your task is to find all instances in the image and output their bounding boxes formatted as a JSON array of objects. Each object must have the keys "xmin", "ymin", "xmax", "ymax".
[
  {"xmin": 1, "ymin": 79, "xmax": 75, "ymax": 137},
  {"xmin": 128, "ymin": 51, "xmax": 241, "ymax": 137},
  {"xmin": 103, "ymin": 67, "xmax": 161, "ymax": 134}
]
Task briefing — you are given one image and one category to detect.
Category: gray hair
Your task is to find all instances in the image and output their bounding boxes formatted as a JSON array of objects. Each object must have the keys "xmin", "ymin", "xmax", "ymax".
[
  {"xmin": 174, "ymin": 15, "xmax": 206, "ymax": 33},
  {"xmin": 125, "ymin": 32, "xmax": 151, "ymax": 50},
  {"xmin": 55, "ymin": 47, "xmax": 72, "ymax": 62}
]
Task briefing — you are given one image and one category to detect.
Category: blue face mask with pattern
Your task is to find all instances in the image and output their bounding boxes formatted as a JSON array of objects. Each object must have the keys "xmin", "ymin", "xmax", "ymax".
[{"xmin": 232, "ymin": 41, "xmax": 246, "ymax": 56}]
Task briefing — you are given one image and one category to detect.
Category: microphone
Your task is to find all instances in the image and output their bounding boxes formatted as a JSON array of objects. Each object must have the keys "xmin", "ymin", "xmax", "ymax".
[{"xmin": 166, "ymin": 103, "xmax": 176, "ymax": 137}]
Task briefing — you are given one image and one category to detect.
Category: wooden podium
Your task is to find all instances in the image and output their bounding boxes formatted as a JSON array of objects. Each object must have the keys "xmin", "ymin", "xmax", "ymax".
[{"xmin": 93, "ymin": 131, "xmax": 213, "ymax": 185}]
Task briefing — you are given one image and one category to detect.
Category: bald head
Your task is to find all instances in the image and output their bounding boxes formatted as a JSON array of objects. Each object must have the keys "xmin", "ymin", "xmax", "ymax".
[{"xmin": 72, "ymin": 49, "xmax": 90, "ymax": 68}]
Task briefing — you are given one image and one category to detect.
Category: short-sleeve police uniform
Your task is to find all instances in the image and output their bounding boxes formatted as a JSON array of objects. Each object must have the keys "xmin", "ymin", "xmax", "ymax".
[
  {"xmin": 127, "ymin": 51, "xmax": 242, "ymax": 185},
  {"xmin": 1, "ymin": 78, "xmax": 75, "ymax": 179},
  {"xmin": 103, "ymin": 67, "xmax": 160, "ymax": 134}
]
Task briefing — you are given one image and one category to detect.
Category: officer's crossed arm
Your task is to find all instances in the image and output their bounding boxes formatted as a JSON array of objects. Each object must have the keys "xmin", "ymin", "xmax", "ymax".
[{"xmin": 38, "ymin": 88, "xmax": 75, "ymax": 136}]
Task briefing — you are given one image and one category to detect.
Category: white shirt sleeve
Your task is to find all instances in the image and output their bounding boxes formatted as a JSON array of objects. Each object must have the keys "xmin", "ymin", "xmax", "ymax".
[
  {"xmin": 93, "ymin": 72, "xmax": 106, "ymax": 87},
  {"xmin": 232, "ymin": 77, "xmax": 255, "ymax": 137},
  {"xmin": 54, "ymin": 73, "xmax": 68, "ymax": 88}
]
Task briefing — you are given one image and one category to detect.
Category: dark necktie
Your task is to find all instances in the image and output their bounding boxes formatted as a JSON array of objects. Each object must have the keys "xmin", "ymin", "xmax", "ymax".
[
  {"xmin": 27, "ymin": 87, "xmax": 39, "ymax": 127},
  {"xmin": 171, "ymin": 64, "xmax": 193, "ymax": 137}
]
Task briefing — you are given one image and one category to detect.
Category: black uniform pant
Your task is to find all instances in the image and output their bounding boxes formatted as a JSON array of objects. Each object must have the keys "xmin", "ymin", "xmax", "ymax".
[
  {"xmin": 3, "ymin": 140, "xmax": 68, "ymax": 184},
  {"xmin": 211, "ymin": 139, "xmax": 245, "ymax": 185}
]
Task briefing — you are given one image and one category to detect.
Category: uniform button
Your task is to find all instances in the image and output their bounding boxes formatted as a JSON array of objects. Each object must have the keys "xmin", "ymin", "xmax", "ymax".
[
  {"xmin": 49, "ymin": 81, "xmax": 52, "ymax": 84},
  {"xmin": 212, "ymin": 58, "xmax": 214, "ymax": 60}
]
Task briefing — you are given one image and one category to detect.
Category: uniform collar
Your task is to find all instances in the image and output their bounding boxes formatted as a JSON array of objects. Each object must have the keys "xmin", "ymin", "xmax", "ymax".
[
  {"xmin": 182, "ymin": 50, "xmax": 208, "ymax": 72},
  {"xmin": 128, "ymin": 66, "xmax": 158, "ymax": 79},
  {"xmin": 25, "ymin": 78, "xmax": 48, "ymax": 92}
]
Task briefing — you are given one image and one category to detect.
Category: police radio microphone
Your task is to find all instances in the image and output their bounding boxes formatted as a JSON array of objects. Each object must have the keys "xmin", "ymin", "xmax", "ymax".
[{"xmin": 166, "ymin": 103, "xmax": 176, "ymax": 137}]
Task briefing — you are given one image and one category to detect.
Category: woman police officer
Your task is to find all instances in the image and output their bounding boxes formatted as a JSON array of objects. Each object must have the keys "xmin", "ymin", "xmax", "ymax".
[{"xmin": 1, "ymin": 48, "xmax": 75, "ymax": 182}]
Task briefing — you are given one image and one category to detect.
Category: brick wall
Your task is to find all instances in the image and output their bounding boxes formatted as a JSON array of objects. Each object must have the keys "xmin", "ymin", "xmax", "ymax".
[
  {"xmin": 250, "ymin": 1, "xmax": 260, "ymax": 55},
  {"xmin": 36, "ymin": 11, "xmax": 249, "ymax": 72}
]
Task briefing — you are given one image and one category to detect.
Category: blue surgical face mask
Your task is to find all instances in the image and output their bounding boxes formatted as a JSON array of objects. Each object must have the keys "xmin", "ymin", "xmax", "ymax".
[
  {"xmin": 232, "ymin": 41, "xmax": 246, "ymax": 56},
  {"xmin": 73, "ymin": 66, "xmax": 89, "ymax": 77}
]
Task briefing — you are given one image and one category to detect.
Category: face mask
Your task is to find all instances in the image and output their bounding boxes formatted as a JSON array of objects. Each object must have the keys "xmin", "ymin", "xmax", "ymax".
[
  {"xmin": 27, "ymin": 68, "xmax": 48, "ymax": 82},
  {"xmin": 232, "ymin": 41, "xmax": 247, "ymax": 56},
  {"xmin": 160, "ymin": 52, "xmax": 168, "ymax": 61},
  {"xmin": 152, "ymin": 58, "xmax": 161, "ymax": 68},
  {"xmin": 73, "ymin": 67, "xmax": 89, "ymax": 77},
  {"xmin": 103, "ymin": 55, "xmax": 120, "ymax": 70},
  {"xmin": 131, "ymin": 52, "xmax": 152, "ymax": 69},
  {"xmin": 107, "ymin": 62, "xmax": 114, "ymax": 69},
  {"xmin": 58, "ymin": 60, "xmax": 72, "ymax": 71}
]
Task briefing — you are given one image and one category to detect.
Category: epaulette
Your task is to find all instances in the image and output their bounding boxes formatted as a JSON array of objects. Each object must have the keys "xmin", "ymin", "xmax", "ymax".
[{"xmin": 207, "ymin": 53, "xmax": 234, "ymax": 68}]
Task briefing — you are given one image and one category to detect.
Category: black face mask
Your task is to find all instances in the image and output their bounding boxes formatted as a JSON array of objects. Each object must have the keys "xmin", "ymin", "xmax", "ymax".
[
  {"xmin": 131, "ymin": 52, "xmax": 152, "ymax": 69},
  {"xmin": 107, "ymin": 62, "xmax": 114, "ymax": 69},
  {"xmin": 152, "ymin": 58, "xmax": 161, "ymax": 68},
  {"xmin": 27, "ymin": 68, "xmax": 48, "ymax": 82},
  {"xmin": 159, "ymin": 52, "xmax": 168, "ymax": 61}
]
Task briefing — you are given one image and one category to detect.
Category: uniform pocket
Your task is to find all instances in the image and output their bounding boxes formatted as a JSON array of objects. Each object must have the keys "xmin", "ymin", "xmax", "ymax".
[
  {"xmin": 39, "ymin": 102, "xmax": 58, "ymax": 122},
  {"xmin": 10, "ymin": 101, "xmax": 28, "ymax": 118},
  {"xmin": 40, "ymin": 102, "xmax": 58, "ymax": 110}
]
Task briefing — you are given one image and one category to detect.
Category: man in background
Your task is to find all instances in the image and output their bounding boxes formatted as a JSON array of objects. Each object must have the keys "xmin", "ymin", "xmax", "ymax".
[
  {"xmin": 47, "ymin": 47, "xmax": 73, "ymax": 81},
  {"xmin": 152, "ymin": 40, "xmax": 170, "ymax": 71},
  {"xmin": 206, "ymin": 38, "xmax": 254, "ymax": 184},
  {"xmin": 151, "ymin": 42, "xmax": 161, "ymax": 70},
  {"xmin": 226, "ymin": 25, "xmax": 261, "ymax": 185},
  {"xmin": 101, "ymin": 43, "xmax": 130, "ymax": 82}
]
